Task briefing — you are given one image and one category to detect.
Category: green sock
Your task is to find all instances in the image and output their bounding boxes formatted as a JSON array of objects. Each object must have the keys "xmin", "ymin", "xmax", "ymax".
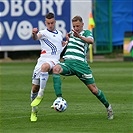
[
  {"xmin": 52, "ymin": 74, "xmax": 62, "ymax": 97},
  {"xmin": 96, "ymin": 89, "xmax": 109, "ymax": 108}
]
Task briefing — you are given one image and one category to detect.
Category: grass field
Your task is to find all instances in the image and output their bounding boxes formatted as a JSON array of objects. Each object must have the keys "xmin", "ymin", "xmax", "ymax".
[{"xmin": 0, "ymin": 61, "xmax": 132, "ymax": 133}]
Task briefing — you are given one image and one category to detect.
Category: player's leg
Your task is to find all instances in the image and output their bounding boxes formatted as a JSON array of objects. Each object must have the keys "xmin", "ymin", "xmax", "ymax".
[
  {"xmin": 75, "ymin": 61, "xmax": 110, "ymax": 108},
  {"xmin": 52, "ymin": 74, "xmax": 62, "ymax": 97},
  {"xmin": 38, "ymin": 63, "xmax": 50, "ymax": 97},
  {"xmin": 83, "ymin": 65, "xmax": 113, "ymax": 119},
  {"xmin": 30, "ymin": 63, "xmax": 41, "ymax": 121},
  {"xmin": 30, "ymin": 84, "xmax": 39, "ymax": 122},
  {"xmin": 52, "ymin": 63, "xmax": 66, "ymax": 98},
  {"xmin": 51, "ymin": 62, "xmax": 73, "ymax": 108},
  {"xmin": 52, "ymin": 62, "xmax": 73, "ymax": 96},
  {"xmin": 51, "ymin": 64, "xmax": 63, "ymax": 108},
  {"xmin": 31, "ymin": 84, "xmax": 39, "ymax": 109},
  {"xmin": 53, "ymin": 62, "xmax": 73, "ymax": 76},
  {"xmin": 87, "ymin": 84, "xmax": 109, "ymax": 107},
  {"xmin": 76, "ymin": 61, "xmax": 113, "ymax": 119},
  {"xmin": 87, "ymin": 84, "xmax": 113, "ymax": 120},
  {"xmin": 31, "ymin": 63, "xmax": 50, "ymax": 107}
]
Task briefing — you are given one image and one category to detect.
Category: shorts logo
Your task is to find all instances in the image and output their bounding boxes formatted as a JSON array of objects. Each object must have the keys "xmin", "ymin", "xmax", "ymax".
[
  {"xmin": 82, "ymin": 74, "xmax": 92, "ymax": 78},
  {"xmin": 32, "ymin": 73, "xmax": 37, "ymax": 79}
]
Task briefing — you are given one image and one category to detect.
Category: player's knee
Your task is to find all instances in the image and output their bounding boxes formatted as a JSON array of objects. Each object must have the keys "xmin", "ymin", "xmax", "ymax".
[
  {"xmin": 53, "ymin": 65, "xmax": 62, "ymax": 74},
  {"xmin": 41, "ymin": 63, "xmax": 50, "ymax": 72}
]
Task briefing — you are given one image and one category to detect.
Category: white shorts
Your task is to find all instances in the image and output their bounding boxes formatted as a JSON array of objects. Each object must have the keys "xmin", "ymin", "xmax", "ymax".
[{"xmin": 32, "ymin": 57, "xmax": 59, "ymax": 85}]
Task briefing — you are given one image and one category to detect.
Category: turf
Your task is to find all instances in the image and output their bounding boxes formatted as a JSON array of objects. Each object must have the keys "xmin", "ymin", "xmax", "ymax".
[{"xmin": 0, "ymin": 61, "xmax": 132, "ymax": 133}]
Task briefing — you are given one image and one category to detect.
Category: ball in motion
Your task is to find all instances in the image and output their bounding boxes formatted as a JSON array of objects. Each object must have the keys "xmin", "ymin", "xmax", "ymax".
[{"xmin": 53, "ymin": 97, "xmax": 68, "ymax": 112}]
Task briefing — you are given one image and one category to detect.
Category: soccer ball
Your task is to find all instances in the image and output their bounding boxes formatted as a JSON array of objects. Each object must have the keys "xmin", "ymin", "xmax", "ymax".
[{"xmin": 53, "ymin": 97, "xmax": 68, "ymax": 112}]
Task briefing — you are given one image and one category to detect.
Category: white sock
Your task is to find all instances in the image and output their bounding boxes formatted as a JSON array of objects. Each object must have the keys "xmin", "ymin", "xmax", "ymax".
[
  {"xmin": 107, "ymin": 104, "xmax": 112, "ymax": 110},
  {"xmin": 38, "ymin": 72, "xmax": 49, "ymax": 97}
]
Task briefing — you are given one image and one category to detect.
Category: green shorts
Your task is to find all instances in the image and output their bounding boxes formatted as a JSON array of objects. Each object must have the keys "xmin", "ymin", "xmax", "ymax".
[{"xmin": 59, "ymin": 59, "xmax": 95, "ymax": 85}]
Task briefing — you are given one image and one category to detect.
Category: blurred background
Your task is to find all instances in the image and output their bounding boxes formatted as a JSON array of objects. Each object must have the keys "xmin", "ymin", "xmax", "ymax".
[{"xmin": 0, "ymin": 0, "xmax": 133, "ymax": 61}]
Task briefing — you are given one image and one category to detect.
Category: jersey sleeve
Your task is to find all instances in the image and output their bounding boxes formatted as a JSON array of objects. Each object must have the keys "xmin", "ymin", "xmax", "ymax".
[
  {"xmin": 83, "ymin": 30, "xmax": 93, "ymax": 39},
  {"xmin": 37, "ymin": 30, "xmax": 46, "ymax": 40},
  {"xmin": 58, "ymin": 30, "xmax": 63, "ymax": 41}
]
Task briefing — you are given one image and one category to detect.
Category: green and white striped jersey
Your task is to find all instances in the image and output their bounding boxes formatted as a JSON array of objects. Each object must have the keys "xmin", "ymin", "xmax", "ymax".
[{"xmin": 63, "ymin": 30, "xmax": 93, "ymax": 62}]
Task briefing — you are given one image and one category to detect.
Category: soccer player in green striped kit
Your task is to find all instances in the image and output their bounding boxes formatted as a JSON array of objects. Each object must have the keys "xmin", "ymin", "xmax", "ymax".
[{"xmin": 53, "ymin": 15, "xmax": 114, "ymax": 120}]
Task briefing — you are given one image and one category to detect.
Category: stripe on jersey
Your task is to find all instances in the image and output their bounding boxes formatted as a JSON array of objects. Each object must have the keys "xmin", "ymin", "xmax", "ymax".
[
  {"xmin": 65, "ymin": 49, "xmax": 84, "ymax": 55},
  {"xmin": 43, "ymin": 39, "xmax": 57, "ymax": 55},
  {"xmin": 67, "ymin": 44, "xmax": 84, "ymax": 52},
  {"xmin": 65, "ymin": 51, "xmax": 85, "ymax": 58},
  {"xmin": 70, "ymin": 38, "xmax": 85, "ymax": 47},
  {"xmin": 63, "ymin": 55, "xmax": 85, "ymax": 62}
]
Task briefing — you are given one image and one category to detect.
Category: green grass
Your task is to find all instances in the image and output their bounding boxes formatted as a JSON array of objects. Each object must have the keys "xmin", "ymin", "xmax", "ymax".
[{"xmin": 0, "ymin": 61, "xmax": 132, "ymax": 133}]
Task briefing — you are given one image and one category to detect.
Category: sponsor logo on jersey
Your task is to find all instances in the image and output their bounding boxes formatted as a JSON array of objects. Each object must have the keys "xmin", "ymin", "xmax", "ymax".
[{"xmin": 82, "ymin": 74, "xmax": 92, "ymax": 78}]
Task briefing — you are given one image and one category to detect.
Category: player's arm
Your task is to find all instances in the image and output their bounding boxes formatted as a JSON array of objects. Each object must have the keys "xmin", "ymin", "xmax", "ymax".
[
  {"xmin": 61, "ymin": 40, "xmax": 68, "ymax": 52},
  {"xmin": 79, "ymin": 35, "xmax": 94, "ymax": 44},
  {"xmin": 61, "ymin": 32, "xmax": 71, "ymax": 48},
  {"xmin": 62, "ymin": 41, "xmax": 68, "ymax": 47},
  {"xmin": 66, "ymin": 33, "xmax": 71, "ymax": 41},
  {"xmin": 72, "ymin": 29, "xmax": 94, "ymax": 44},
  {"xmin": 32, "ymin": 28, "xmax": 42, "ymax": 40}
]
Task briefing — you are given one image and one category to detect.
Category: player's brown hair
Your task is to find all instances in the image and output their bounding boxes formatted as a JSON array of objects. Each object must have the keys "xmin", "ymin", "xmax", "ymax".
[
  {"xmin": 72, "ymin": 16, "xmax": 83, "ymax": 22},
  {"xmin": 45, "ymin": 12, "xmax": 55, "ymax": 19}
]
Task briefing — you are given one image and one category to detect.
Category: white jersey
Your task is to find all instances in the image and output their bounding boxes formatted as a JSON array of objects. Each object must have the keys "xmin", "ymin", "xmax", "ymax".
[
  {"xmin": 38, "ymin": 29, "xmax": 63, "ymax": 61},
  {"xmin": 32, "ymin": 29, "xmax": 63, "ymax": 85}
]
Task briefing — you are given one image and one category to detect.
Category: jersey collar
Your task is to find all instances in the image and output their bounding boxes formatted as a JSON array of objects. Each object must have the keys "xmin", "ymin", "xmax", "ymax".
[{"xmin": 47, "ymin": 29, "xmax": 58, "ymax": 34}]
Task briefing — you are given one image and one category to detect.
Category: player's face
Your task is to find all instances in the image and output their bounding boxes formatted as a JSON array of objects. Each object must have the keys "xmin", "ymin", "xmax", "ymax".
[
  {"xmin": 45, "ymin": 18, "xmax": 56, "ymax": 31},
  {"xmin": 72, "ymin": 20, "xmax": 84, "ymax": 33}
]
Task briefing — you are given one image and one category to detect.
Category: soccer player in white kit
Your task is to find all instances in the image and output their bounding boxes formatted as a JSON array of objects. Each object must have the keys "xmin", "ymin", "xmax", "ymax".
[{"xmin": 30, "ymin": 13, "xmax": 67, "ymax": 122}]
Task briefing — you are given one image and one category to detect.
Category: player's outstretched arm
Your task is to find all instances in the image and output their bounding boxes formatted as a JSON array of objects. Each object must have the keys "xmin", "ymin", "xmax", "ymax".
[{"xmin": 32, "ymin": 28, "xmax": 42, "ymax": 40}]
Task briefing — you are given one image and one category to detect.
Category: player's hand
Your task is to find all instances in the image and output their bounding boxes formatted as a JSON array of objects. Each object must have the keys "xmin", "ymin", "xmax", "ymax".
[
  {"xmin": 72, "ymin": 29, "xmax": 80, "ymax": 38},
  {"xmin": 32, "ymin": 28, "xmax": 39, "ymax": 40},
  {"xmin": 32, "ymin": 28, "xmax": 38, "ymax": 34}
]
